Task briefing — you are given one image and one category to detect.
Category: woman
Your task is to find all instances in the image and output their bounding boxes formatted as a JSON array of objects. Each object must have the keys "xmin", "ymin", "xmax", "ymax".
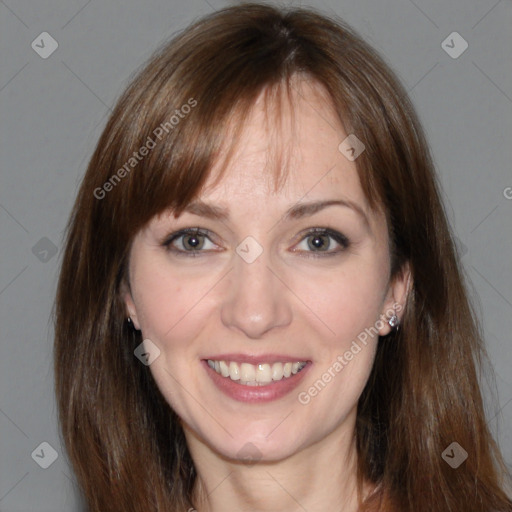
[{"xmin": 54, "ymin": 3, "xmax": 512, "ymax": 511}]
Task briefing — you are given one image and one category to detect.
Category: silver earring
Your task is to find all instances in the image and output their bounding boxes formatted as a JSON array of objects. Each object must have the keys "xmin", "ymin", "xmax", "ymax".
[
  {"xmin": 127, "ymin": 317, "xmax": 133, "ymax": 325},
  {"xmin": 388, "ymin": 314, "xmax": 399, "ymax": 328}
]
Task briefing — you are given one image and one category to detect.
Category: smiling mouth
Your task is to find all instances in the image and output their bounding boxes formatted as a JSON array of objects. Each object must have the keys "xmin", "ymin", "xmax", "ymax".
[{"xmin": 206, "ymin": 359, "xmax": 308, "ymax": 386}]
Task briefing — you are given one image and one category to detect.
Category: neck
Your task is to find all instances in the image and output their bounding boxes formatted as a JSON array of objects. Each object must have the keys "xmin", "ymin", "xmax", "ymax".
[{"xmin": 186, "ymin": 423, "xmax": 371, "ymax": 512}]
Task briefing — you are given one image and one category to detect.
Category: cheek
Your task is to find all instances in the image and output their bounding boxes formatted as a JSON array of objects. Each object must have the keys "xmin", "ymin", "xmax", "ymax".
[
  {"xmin": 293, "ymin": 264, "xmax": 385, "ymax": 422},
  {"xmin": 130, "ymin": 254, "xmax": 219, "ymax": 351},
  {"xmin": 294, "ymin": 258, "xmax": 388, "ymax": 351},
  {"xmin": 131, "ymin": 263, "xmax": 176, "ymax": 334}
]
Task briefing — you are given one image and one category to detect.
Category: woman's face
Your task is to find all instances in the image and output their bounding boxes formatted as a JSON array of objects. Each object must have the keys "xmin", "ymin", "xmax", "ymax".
[{"xmin": 124, "ymin": 81, "xmax": 408, "ymax": 464}]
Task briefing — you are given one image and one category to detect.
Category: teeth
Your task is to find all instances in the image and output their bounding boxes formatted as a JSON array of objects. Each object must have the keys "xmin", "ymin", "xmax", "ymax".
[
  {"xmin": 272, "ymin": 363, "xmax": 284, "ymax": 380},
  {"xmin": 219, "ymin": 360, "xmax": 230, "ymax": 377},
  {"xmin": 240, "ymin": 362, "xmax": 256, "ymax": 382},
  {"xmin": 207, "ymin": 359, "xmax": 307, "ymax": 386},
  {"xmin": 256, "ymin": 363, "xmax": 272, "ymax": 384},
  {"xmin": 229, "ymin": 361, "xmax": 240, "ymax": 380}
]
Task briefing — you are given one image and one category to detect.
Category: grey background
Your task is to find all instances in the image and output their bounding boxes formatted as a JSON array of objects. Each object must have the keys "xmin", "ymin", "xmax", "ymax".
[{"xmin": 1, "ymin": 0, "xmax": 511, "ymax": 510}]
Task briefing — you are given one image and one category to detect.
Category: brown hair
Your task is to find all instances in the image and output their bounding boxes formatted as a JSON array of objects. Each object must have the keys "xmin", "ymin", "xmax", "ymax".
[{"xmin": 54, "ymin": 3, "xmax": 512, "ymax": 511}]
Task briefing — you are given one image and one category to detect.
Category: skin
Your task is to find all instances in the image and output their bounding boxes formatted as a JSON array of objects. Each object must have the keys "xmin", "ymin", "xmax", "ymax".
[{"xmin": 123, "ymin": 79, "xmax": 411, "ymax": 512}]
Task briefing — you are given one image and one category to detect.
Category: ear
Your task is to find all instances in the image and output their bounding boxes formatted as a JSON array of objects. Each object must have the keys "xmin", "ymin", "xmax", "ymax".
[
  {"xmin": 378, "ymin": 262, "xmax": 412, "ymax": 336},
  {"xmin": 120, "ymin": 279, "xmax": 141, "ymax": 331}
]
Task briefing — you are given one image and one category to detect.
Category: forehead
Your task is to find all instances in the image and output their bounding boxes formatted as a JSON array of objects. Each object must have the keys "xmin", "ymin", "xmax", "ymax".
[{"xmin": 198, "ymin": 79, "xmax": 368, "ymax": 210}]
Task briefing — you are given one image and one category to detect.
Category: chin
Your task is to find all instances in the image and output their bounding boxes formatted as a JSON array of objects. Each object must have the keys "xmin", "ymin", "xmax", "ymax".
[{"xmin": 205, "ymin": 424, "xmax": 308, "ymax": 465}]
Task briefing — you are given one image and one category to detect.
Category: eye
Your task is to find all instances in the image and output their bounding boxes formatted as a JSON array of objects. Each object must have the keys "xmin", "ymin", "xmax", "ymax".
[
  {"xmin": 162, "ymin": 228, "xmax": 218, "ymax": 257},
  {"xmin": 162, "ymin": 227, "xmax": 350, "ymax": 258},
  {"xmin": 292, "ymin": 228, "xmax": 350, "ymax": 258}
]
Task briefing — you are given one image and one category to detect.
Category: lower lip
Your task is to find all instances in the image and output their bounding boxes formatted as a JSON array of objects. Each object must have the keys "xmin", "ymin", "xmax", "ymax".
[{"xmin": 202, "ymin": 360, "xmax": 312, "ymax": 403}]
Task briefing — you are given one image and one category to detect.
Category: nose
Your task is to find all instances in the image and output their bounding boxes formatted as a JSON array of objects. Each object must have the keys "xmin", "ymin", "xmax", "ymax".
[{"xmin": 220, "ymin": 248, "xmax": 293, "ymax": 340}]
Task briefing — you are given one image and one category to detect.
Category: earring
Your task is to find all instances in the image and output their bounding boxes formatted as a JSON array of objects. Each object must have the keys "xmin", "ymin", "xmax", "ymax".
[
  {"xmin": 388, "ymin": 314, "xmax": 399, "ymax": 329},
  {"xmin": 126, "ymin": 316, "xmax": 140, "ymax": 332}
]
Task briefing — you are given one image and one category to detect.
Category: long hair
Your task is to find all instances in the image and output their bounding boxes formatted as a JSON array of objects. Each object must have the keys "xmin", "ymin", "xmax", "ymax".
[{"xmin": 54, "ymin": 3, "xmax": 512, "ymax": 511}]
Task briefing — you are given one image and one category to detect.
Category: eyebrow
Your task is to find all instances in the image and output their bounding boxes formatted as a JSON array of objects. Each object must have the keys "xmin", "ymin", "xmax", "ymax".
[{"xmin": 182, "ymin": 199, "xmax": 370, "ymax": 228}]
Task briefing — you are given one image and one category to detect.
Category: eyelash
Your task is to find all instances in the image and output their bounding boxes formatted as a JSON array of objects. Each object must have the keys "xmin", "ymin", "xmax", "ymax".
[{"xmin": 162, "ymin": 227, "xmax": 350, "ymax": 259}]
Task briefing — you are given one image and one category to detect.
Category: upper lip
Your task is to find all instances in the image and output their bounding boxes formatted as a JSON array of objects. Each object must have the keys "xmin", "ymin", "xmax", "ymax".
[{"xmin": 203, "ymin": 353, "xmax": 310, "ymax": 365}]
